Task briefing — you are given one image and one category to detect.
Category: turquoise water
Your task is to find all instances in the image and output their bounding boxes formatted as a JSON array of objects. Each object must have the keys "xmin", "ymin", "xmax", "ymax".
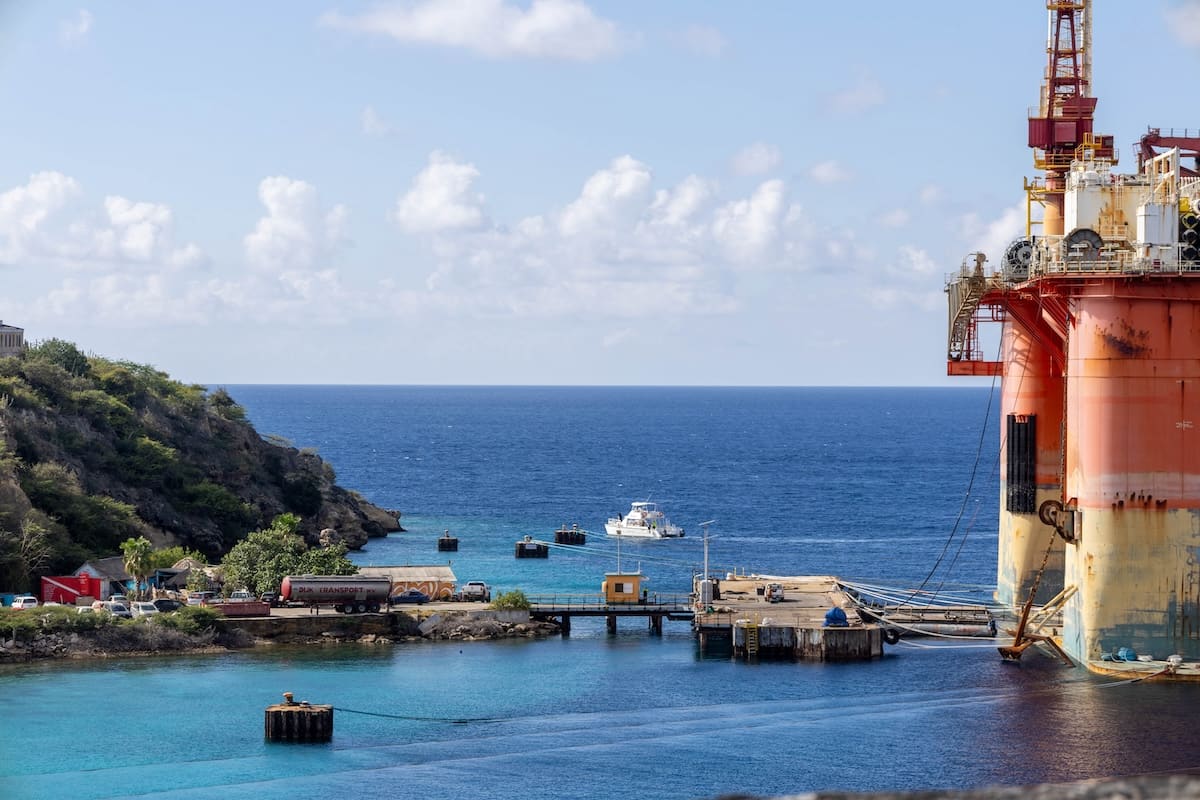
[
  {"xmin": 4, "ymin": 387, "xmax": 1200, "ymax": 798},
  {"xmin": 5, "ymin": 635, "xmax": 1200, "ymax": 799}
]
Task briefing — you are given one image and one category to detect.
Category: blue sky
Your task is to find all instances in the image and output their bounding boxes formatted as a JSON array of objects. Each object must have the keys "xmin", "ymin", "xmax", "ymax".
[{"xmin": 1, "ymin": 1, "xmax": 1198, "ymax": 385}]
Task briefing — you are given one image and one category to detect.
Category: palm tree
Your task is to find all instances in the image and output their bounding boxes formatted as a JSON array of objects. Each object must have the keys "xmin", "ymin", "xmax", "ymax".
[{"xmin": 121, "ymin": 536, "xmax": 154, "ymax": 600}]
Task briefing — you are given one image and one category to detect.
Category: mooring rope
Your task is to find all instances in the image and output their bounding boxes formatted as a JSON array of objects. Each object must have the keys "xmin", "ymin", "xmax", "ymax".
[{"xmin": 332, "ymin": 706, "xmax": 501, "ymax": 724}]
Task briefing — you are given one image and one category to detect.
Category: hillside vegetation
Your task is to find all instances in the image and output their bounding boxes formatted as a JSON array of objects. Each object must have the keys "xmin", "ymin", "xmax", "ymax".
[{"xmin": 0, "ymin": 339, "xmax": 400, "ymax": 592}]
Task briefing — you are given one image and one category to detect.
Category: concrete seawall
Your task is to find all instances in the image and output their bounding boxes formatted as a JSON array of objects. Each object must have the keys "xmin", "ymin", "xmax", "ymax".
[
  {"xmin": 216, "ymin": 610, "xmax": 422, "ymax": 640},
  {"xmin": 216, "ymin": 609, "xmax": 551, "ymax": 642}
]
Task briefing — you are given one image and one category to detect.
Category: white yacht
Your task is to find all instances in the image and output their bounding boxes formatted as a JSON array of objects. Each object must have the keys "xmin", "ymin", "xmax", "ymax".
[{"xmin": 605, "ymin": 501, "xmax": 684, "ymax": 539}]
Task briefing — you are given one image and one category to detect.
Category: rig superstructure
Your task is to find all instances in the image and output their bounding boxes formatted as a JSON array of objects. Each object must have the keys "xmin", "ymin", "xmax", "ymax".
[{"xmin": 945, "ymin": 0, "xmax": 1200, "ymax": 674}]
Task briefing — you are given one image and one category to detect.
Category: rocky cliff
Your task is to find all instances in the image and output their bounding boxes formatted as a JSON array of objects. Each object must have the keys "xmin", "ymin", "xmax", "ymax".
[{"xmin": 0, "ymin": 339, "xmax": 400, "ymax": 579}]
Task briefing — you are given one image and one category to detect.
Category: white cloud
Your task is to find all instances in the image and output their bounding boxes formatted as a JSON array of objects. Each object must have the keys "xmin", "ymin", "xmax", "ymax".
[
  {"xmin": 386, "ymin": 154, "xmax": 861, "ymax": 323},
  {"xmin": 825, "ymin": 70, "xmax": 885, "ymax": 114},
  {"xmin": 0, "ymin": 171, "xmax": 82, "ymax": 263},
  {"xmin": 881, "ymin": 208, "xmax": 910, "ymax": 228},
  {"xmin": 961, "ymin": 203, "xmax": 1026, "ymax": 265},
  {"xmin": 395, "ymin": 151, "xmax": 487, "ymax": 233},
  {"xmin": 602, "ymin": 328, "xmax": 634, "ymax": 348},
  {"xmin": 731, "ymin": 142, "xmax": 781, "ymax": 176},
  {"xmin": 320, "ymin": 0, "xmax": 621, "ymax": 61},
  {"xmin": 648, "ymin": 175, "xmax": 715, "ymax": 228},
  {"xmin": 919, "ymin": 184, "xmax": 942, "ymax": 205},
  {"xmin": 244, "ymin": 176, "xmax": 348, "ymax": 271},
  {"xmin": 671, "ymin": 24, "xmax": 726, "ymax": 57},
  {"xmin": 98, "ymin": 197, "xmax": 176, "ymax": 264},
  {"xmin": 865, "ymin": 286, "xmax": 944, "ymax": 312},
  {"xmin": 559, "ymin": 155, "xmax": 652, "ymax": 236},
  {"xmin": 1167, "ymin": 2, "xmax": 1200, "ymax": 46},
  {"xmin": 361, "ymin": 105, "xmax": 397, "ymax": 137},
  {"xmin": 60, "ymin": 9, "xmax": 93, "ymax": 45},
  {"xmin": 0, "ymin": 171, "xmax": 202, "ymax": 270},
  {"xmin": 884, "ymin": 244, "xmax": 937, "ymax": 282},
  {"xmin": 808, "ymin": 160, "xmax": 851, "ymax": 184},
  {"xmin": 20, "ymin": 155, "xmax": 868, "ymax": 331},
  {"xmin": 711, "ymin": 179, "xmax": 786, "ymax": 263}
]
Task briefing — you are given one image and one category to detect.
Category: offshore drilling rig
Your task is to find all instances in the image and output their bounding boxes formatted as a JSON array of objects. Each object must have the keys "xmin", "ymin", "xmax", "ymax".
[{"xmin": 945, "ymin": 0, "xmax": 1200, "ymax": 677}]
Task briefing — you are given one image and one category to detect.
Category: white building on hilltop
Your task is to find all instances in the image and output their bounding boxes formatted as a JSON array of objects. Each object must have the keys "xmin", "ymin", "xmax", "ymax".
[{"xmin": 0, "ymin": 321, "xmax": 23, "ymax": 358}]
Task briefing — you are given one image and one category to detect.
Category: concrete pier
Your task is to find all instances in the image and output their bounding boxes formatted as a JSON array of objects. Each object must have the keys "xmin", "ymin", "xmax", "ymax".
[{"xmin": 694, "ymin": 575, "xmax": 883, "ymax": 661}]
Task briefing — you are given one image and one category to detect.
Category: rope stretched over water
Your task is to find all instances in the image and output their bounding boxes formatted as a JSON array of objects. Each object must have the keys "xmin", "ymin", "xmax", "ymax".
[{"xmin": 332, "ymin": 706, "xmax": 501, "ymax": 724}]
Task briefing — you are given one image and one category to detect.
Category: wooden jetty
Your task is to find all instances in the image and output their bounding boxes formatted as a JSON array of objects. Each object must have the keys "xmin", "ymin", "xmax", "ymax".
[
  {"xmin": 528, "ymin": 593, "xmax": 694, "ymax": 636},
  {"xmin": 693, "ymin": 575, "xmax": 883, "ymax": 661},
  {"xmin": 264, "ymin": 693, "xmax": 333, "ymax": 742}
]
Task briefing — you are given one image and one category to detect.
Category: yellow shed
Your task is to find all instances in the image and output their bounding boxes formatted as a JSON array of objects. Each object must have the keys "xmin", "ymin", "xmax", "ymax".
[{"xmin": 602, "ymin": 572, "xmax": 645, "ymax": 604}]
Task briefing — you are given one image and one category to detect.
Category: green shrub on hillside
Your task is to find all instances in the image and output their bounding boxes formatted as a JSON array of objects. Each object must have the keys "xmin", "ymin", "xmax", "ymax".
[
  {"xmin": 183, "ymin": 481, "xmax": 255, "ymax": 528},
  {"xmin": 0, "ymin": 439, "xmax": 21, "ymax": 474},
  {"xmin": 154, "ymin": 605, "xmax": 219, "ymax": 635},
  {"xmin": 0, "ymin": 375, "xmax": 39, "ymax": 409},
  {"xmin": 116, "ymin": 435, "xmax": 179, "ymax": 488},
  {"xmin": 70, "ymin": 388, "xmax": 135, "ymax": 435},
  {"xmin": 20, "ymin": 359, "xmax": 87, "ymax": 406},
  {"xmin": 490, "ymin": 590, "xmax": 531, "ymax": 611},
  {"xmin": 0, "ymin": 357, "xmax": 20, "ymax": 377},
  {"xmin": 26, "ymin": 338, "xmax": 90, "ymax": 377},
  {"xmin": 20, "ymin": 463, "xmax": 141, "ymax": 553},
  {"xmin": 208, "ymin": 388, "xmax": 246, "ymax": 421}
]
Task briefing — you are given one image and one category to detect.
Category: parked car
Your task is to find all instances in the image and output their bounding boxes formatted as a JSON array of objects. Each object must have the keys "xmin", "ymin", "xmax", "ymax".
[
  {"xmin": 391, "ymin": 589, "xmax": 430, "ymax": 605},
  {"xmin": 460, "ymin": 581, "xmax": 491, "ymax": 602},
  {"xmin": 131, "ymin": 602, "xmax": 159, "ymax": 618},
  {"xmin": 228, "ymin": 591, "xmax": 254, "ymax": 602},
  {"xmin": 109, "ymin": 594, "xmax": 129, "ymax": 605},
  {"xmin": 152, "ymin": 598, "xmax": 181, "ymax": 613},
  {"xmin": 187, "ymin": 591, "xmax": 216, "ymax": 606},
  {"xmin": 77, "ymin": 606, "xmax": 95, "ymax": 615},
  {"xmin": 102, "ymin": 601, "xmax": 133, "ymax": 619},
  {"xmin": 11, "ymin": 596, "xmax": 38, "ymax": 609},
  {"xmin": 259, "ymin": 592, "xmax": 279, "ymax": 607}
]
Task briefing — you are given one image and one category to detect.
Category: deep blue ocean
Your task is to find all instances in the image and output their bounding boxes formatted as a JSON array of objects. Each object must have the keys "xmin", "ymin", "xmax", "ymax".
[{"xmin": 3, "ymin": 386, "xmax": 1200, "ymax": 800}]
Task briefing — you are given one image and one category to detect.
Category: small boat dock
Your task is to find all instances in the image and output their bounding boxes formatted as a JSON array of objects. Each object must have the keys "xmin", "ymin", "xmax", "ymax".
[{"xmin": 694, "ymin": 575, "xmax": 883, "ymax": 661}]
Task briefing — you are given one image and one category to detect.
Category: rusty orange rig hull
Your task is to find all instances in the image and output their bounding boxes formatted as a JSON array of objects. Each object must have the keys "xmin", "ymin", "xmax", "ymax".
[
  {"xmin": 996, "ymin": 317, "xmax": 1065, "ymax": 611},
  {"xmin": 944, "ymin": 1, "xmax": 1200, "ymax": 677},
  {"xmin": 1062, "ymin": 283, "xmax": 1200, "ymax": 664}
]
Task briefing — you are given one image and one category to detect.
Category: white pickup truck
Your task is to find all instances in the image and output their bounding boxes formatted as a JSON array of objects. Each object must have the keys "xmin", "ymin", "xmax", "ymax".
[{"xmin": 460, "ymin": 581, "xmax": 491, "ymax": 602}]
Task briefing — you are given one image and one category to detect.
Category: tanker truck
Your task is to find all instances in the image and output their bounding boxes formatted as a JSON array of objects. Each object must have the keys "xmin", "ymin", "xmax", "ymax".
[{"xmin": 279, "ymin": 575, "xmax": 392, "ymax": 613}]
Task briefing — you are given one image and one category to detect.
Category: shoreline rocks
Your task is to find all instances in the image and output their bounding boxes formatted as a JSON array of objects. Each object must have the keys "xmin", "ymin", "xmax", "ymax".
[{"xmin": 0, "ymin": 609, "xmax": 560, "ymax": 663}]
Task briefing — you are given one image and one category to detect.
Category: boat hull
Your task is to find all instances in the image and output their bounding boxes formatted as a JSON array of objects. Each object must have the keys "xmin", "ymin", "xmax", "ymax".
[{"xmin": 603, "ymin": 522, "xmax": 682, "ymax": 539}]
